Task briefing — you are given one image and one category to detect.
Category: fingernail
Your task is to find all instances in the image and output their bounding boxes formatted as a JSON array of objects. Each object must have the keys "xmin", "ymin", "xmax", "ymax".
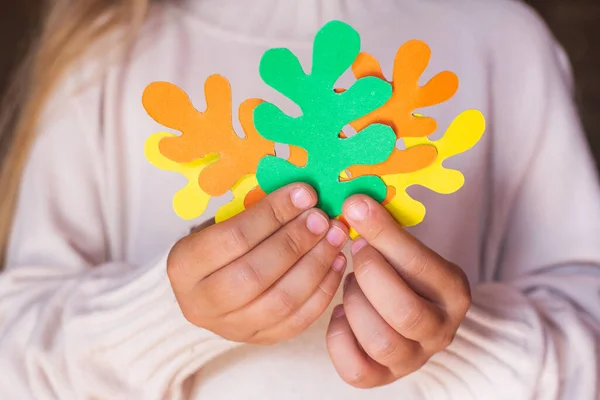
[
  {"xmin": 326, "ymin": 226, "xmax": 348, "ymax": 247},
  {"xmin": 291, "ymin": 187, "xmax": 313, "ymax": 209},
  {"xmin": 351, "ymin": 238, "xmax": 368, "ymax": 255},
  {"xmin": 306, "ymin": 212, "xmax": 329, "ymax": 235},
  {"xmin": 331, "ymin": 255, "xmax": 346, "ymax": 272},
  {"xmin": 332, "ymin": 305, "xmax": 345, "ymax": 319},
  {"xmin": 345, "ymin": 200, "xmax": 369, "ymax": 221}
]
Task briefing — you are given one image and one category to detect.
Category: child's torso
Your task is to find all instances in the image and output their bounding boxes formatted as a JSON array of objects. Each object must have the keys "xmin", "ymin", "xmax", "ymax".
[{"xmin": 92, "ymin": 1, "xmax": 493, "ymax": 397}]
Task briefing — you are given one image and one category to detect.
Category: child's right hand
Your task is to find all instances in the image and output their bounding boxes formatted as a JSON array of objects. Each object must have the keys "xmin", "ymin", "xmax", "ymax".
[{"xmin": 167, "ymin": 184, "xmax": 349, "ymax": 345}]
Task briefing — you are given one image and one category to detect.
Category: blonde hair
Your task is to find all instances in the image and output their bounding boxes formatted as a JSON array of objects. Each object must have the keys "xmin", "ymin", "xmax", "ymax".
[{"xmin": 0, "ymin": 0, "xmax": 152, "ymax": 265}]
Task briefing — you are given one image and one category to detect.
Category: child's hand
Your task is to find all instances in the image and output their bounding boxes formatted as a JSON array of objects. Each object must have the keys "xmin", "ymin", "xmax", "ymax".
[
  {"xmin": 326, "ymin": 195, "xmax": 471, "ymax": 388},
  {"xmin": 167, "ymin": 184, "xmax": 349, "ymax": 345}
]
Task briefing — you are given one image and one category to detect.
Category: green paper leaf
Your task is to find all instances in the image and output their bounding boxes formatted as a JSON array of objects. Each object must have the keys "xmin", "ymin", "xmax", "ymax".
[{"xmin": 255, "ymin": 20, "xmax": 395, "ymax": 217}]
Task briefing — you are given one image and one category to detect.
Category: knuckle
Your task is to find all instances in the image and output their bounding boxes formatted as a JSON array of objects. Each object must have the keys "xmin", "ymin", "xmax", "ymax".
[
  {"xmin": 269, "ymin": 288, "xmax": 298, "ymax": 320},
  {"xmin": 367, "ymin": 224, "xmax": 385, "ymax": 244},
  {"xmin": 316, "ymin": 279, "xmax": 337, "ymax": 300},
  {"xmin": 438, "ymin": 331, "xmax": 456, "ymax": 349},
  {"xmin": 326, "ymin": 327, "xmax": 347, "ymax": 342},
  {"xmin": 308, "ymin": 253, "xmax": 333, "ymax": 280},
  {"xmin": 390, "ymin": 347, "xmax": 428, "ymax": 378},
  {"xmin": 179, "ymin": 303, "xmax": 202, "ymax": 327},
  {"xmin": 367, "ymin": 331, "xmax": 399, "ymax": 363},
  {"xmin": 286, "ymin": 311, "xmax": 313, "ymax": 333},
  {"xmin": 393, "ymin": 300, "xmax": 426, "ymax": 334},
  {"xmin": 281, "ymin": 230, "xmax": 306, "ymax": 259},
  {"xmin": 233, "ymin": 259, "xmax": 265, "ymax": 297},
  {"xmin": 287, "ymin": 291, "xmax": 333, "ymax": 335},
  {"xmin": 266, "ymin": 198, "xmax": 292, "ymax": 227},
  {"xmin": 402, "ymin": 250, "xmax": 428, "ymax": 278},
  {"xmin": 353, "ymin": 251, "xmax": 379, "ymax": 277},
  {"xmin": 343, "ymin": 291, "xmax": 363, "ymax": 310},
  {"xmin": 190, "ymin": 292, "xmax": 219, "ymax": 320},
  {"xmin": 225, "ymin": 225, "xmax": 252, "ymax": 254},
  {"xmin": 342, "ymin": 368, "xmax": 369, "ymax": 388},
  {"xmin": 397, "ymin": 355, "xmax": 428, "ymax": 377}
]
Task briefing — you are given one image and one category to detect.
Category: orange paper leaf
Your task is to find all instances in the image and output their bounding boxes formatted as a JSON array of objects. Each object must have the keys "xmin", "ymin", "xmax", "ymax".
[
  {"xmin": 342, "ymin": 40, "xmax": 458, "ymax": 179},
  {"xmin": 243, "ymin": 186, "xmax": 267, "ymax": 209},
  {"xmin": 346, "ymin": 144, "xmax": 437, "ymax": 178},
  {"xmin": 142, "ymin": 75, "xmax": 275, "ymax": 196},
  {"xmin": 288, "ymin": 146, "xmax": 308, "ymax": 167},
  {"xmin": 382, "ymin": 185, "xmax": 396, "ymax": 205},
  {"xmin": 350, "ymin": 41, "xmax": 459, "ymax": 138}
]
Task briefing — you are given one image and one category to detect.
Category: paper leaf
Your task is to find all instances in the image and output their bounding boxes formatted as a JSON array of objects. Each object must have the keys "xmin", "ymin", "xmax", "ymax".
[
  {"xmin": 214, "ymin": 146, "xmax": 307, "ymax": 223},
  {"xmin": 255, "ymin": 20, "xmax": 396, "ymax": 217},
  {"xmin": 144, "ymin": 132, "xmax": 218, "ymax": 220},
  {"xmin": 215, "ymin": 174, "xmax": 259, "ymax": 223},
  {"xmin": 346, "ymin": 144, "xmax": 438, "ymax": 178},
  {"xmin": 142, "ymin": 76, "xmax": 275, "ymax": 196},
  {"xmin": 383, "ymin": 110, "xmax": 486, "ymax": 226},
  {"xmin": 243, "ymin": 186, "xmax": 267, "ymax": 209},
  {"xmin": 351, "ymin": 41, "xmax": 459, "ymax": 138},
  {"xmin": 343, "ymin": 40, "xmax": 458, "ymax": 179}
]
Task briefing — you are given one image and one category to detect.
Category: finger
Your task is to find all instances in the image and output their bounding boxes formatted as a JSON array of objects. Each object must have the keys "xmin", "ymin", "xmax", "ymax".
[
  {"xmin": 326, "ymin": 304, "xmax": 392, "ymax": 389},
  {"xmin": 168, "ymin": 183, "xmax": 317, "ymax": 286},
  {"xmin": 225, "ymin": 221, "xmax": 348, "ymax": 330},
  {"xmin": 194, "ymin": 208, "xmax": 331, "ymax": 317},
  {"xmin": 251, "ymin": 253, "xmax": 347, "ymax": 344},
  {"xmin": 343, "ymin": 273, "xmax": 425, "ymax": 372},
  {"xmin": 343, "ymin": 195, "xmax": 471, "ymax": 311},
  {"xmin": 350, "ymin": 243, "xmax": 448, "ymax": 346}
]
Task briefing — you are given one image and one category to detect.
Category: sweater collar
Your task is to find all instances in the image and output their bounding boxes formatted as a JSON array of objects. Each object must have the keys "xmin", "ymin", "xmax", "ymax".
[{"xmin": 181, "ymin": 0, "xmax": 395, "ymax": 41}]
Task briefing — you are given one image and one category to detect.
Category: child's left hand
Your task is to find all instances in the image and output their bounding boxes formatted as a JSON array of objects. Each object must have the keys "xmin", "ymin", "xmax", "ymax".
[{"xmin": 326, "ymin": 195, "xmax": 471, "ymax": 388}]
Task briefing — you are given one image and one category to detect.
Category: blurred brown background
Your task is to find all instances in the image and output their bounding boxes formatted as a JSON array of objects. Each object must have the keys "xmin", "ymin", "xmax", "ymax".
[
  {"xmin": 527, "ymin": 0, "xmax": 599, "ymax": 169},
  {"xmin": 0, "ymin": 1, "xmax": 598, "ymax": 167},
  {"xmin": 0, "ymin": 1, "xmax": 40, "ymax": 103}
]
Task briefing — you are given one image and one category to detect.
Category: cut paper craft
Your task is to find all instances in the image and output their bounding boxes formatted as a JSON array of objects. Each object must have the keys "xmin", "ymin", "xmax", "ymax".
[
  {"xmin": 144, "ymin": 132, "xmax": 218, "ymax": 220},
  {"xmin": 344, "ymin": 40, "xmax": 459, "ymax": 178},
  {"xmin": 215, "ymin": 174, "xmax": 259, "ymax": 223},
  {"xmin": 351, "ymin": 40, "xmax": 459, "ymax": 137},
  {"xmin": 142, "ymin": 20, "xmax": 485, "ymax": 228},
  {"xmin": 345, "ymin": 144, "xmax": 437, "ymax": 178},
  {"xmin": 383, "ymin": 109, "xmax": 486, "ymax": 227},
  {"xmin": 255, "ymin": 20, "xmax": 396, "ymax": 217},
  {"xmin": 214, "ymin": 146, "xmax": 309, "ymax": 223},
  {"xmin": 142, "ymin": 76, "xmax": 274, "ymax": 196},
  {"xmin": 288, "ymin": 146, "xmax": 308, "ymax": 167},
  {"xmin": 244, "ymin": 186, "xmax": 267, "ymax": 209}
]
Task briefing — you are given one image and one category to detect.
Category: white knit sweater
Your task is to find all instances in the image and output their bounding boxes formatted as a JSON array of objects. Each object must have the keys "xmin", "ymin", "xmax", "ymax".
[{"xmin": 1, "ymin": 0, "xmax": 600, "ymax": 399}]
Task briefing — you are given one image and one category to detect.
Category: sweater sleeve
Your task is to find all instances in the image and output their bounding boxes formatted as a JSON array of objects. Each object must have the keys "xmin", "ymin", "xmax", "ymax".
[
  {"xmin": 411, "ymin": 5, "xmax": 600, "ymax": 400},
  {"xmin": 0, "ymin": 79, "xmax": 237, "ymax": 399}
]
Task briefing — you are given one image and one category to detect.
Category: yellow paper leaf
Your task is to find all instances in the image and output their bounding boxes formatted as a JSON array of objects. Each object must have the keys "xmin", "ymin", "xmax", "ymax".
[
  {"xmin": 144, "ymin": 132, "xmax": 217, "ymax": 220},
  {"xmin": 383, "ymin": 110, "xmax": 486, "ymax": 226},
  {"xmin": 215, "ymin": 174, "xmax": 259, "ymax": 223}
]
